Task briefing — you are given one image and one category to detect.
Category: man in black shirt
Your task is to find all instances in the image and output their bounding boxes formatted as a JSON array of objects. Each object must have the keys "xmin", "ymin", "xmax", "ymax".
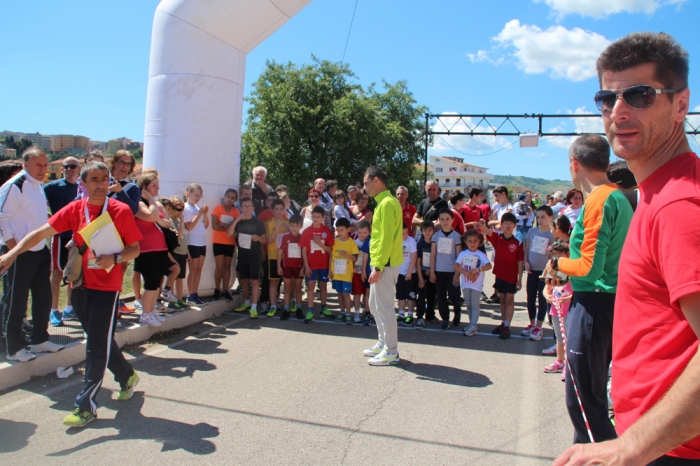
[{"xmin": 412, "ymin": 180, "xmax": 448, "ymax": 229}]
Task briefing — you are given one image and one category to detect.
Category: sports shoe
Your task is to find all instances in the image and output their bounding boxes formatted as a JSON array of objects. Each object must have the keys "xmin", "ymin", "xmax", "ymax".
[
  {"xmin": 49, "ymin": 310, "xmax": 63, "ymax": 327},
  {"xmin": 213, "ymin": 289, "xmax": 221, "ymax": 301},
  {"xmin": 221, "ymin": 290, "xmax": 233, "ymax": 301},
  {"xmin": 192, "ymin": 293, "xmax": 205, "ymax": 305},
  {"xmin": 296, "ymin": 309, "xmax": 304, "ymax": 320},
  {"xmin": 62, "ymin": 307, "xmax": 79, "ymax": 320},
  {"xmin": 118, "ymin": 302, "xmax": 135, "ymax": 314},
  {"xmin": 266, "ymin": 307, "xmax": 276, "ymax": 318},
  {"xmin": 353, "ymin": 314, "xmax": 361, "ymax": 323},
  {"xmin": 280, "ymin": 309, "xmax": 291, "ymax": 321},
  {"xmin": 117, "ymin": 371, "xmax": 140, "ymax": 401},
  {"xmin": 440, "ymin": 322, "xmax": 450, "ymax": 331},
  {"xmin": 414, "ymin": 318, "xmax": 425, "ymax": 329},
  {"xmin": 154, "ymin": 301, "xmax": 166, "ymax": 311},
  {"xmin": 363, "ymin": 313, "xmax": 372, "ymax": 326},
  {"xmin": 402, "ymin": 316, "xmax": 414, "ymax": 326},
  {"xmin": 530, "ymin": 326, "xmax": 544, "ymax": 341},
  {"xmin": 320, "ymin": 307, "xmax": 334, "ymax": 319},
  {"xmin": 250, "ymin": 308, "xmax": 258, "ymax": 319},
  {"xmin": 542, "ymin": 344, "xmax": 557, "ymax": 356},
  {"xmin": 396, "ymin": 314, "xmax": 403, "ymax": 322},
  {"xmin": 368, "ymin": 350, "xmax": 400, "ymax": 366},
  {"xmin": 480, "ymin": 292, "xmax": 489, "ymax": 302},
  {"xmin": 30, "ymin": 340, "xmax": 64, "ymax": 354},
  {"xmin": 234, "ymin": 303, "xmax": 251, "ymax": 313},
  {"xmin": 304, "ymin": 311, "xmax": 314, "ymax": 324},
  {"xmin": 499, "ymin": 326, "xmax": 511, "ymax": 339},
  {"xmin": 139, "ymin": 312, "xmax": 161, "ymax": 327},
  {"xmin": 63, "ymin": 408, "xmax": 96, "ymax": 428},
  {"xmin": 491, "ymin": 324, "xmax": 505, "ymax": 335},
  {"xmin": 544, "ymin": 360, "xmax": 565, "ymax": 373},
  {"xmin": 290, "ymin": 302, "xmax": 297, "ymax": 312},
  {"xmin": 167, "ymin": 300, "xmax": 185, "ymax": 311},
  {"xmin": 363, "ymin": 343, "xmax": 383, "ymax": 357},
  {"xmin": 345, "ymin": 314, "xmax": 353, "ymax": 325},
  {"xmin": 451, "ymin": 320, "xmax": 460, "ymax": 328},
  {"xmin": 337, "ymin": 313, "xmax": 347, "ymax": 323},
  {"xmin": 133, "ymin": 300, "xmax": 143, "ymax": 311},
  {"xmin": 486, "ymin": 294, "xmax": 500, "ymax": 304},
  {"xmin": 6, "ymin": 348, "xmax": 36, "ymax": 363},
  {"xmin": 521, "ymin": 324, "xmax": 535, "ymax": 337},
  {"xmin": 161, "ymin": 289, "xmax": 178, "ymax": 302},
  {"xmin": 154, "ymin": 313, "xmax": 167, "ymax": 322},
  {"xmin": 464, "ymin": 325, "xmax": 478, "ymax": 337}
]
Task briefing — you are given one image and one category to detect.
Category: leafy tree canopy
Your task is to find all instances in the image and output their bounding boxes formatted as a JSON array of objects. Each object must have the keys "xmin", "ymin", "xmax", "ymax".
[{"xmin": 241, "ymin": 57, "xmax": 429, "ymax": 205}]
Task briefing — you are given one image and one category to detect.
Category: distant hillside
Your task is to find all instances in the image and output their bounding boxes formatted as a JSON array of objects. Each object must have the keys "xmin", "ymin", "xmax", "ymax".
[{"xmin": 492, "ymin": 175, "xmax": 574, "ymax": 195}]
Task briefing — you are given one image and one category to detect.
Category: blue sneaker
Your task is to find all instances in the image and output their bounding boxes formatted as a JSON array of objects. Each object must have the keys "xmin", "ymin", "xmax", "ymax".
[
  {"xmin": 49, "ymin": 310, "xmax": 63, "ymax": 327},
  {"xmin": 193, "ymin": 293, "xmax": 205, "ymax": 305},
  {"xmin": 62, "ymin": 308, "xmax": 78, "ymax": 321}
]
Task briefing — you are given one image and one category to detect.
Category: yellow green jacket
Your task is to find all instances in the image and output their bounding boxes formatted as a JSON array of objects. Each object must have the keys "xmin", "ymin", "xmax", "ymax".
[{"xmin": 369, "ymin": 189, "xmax": 403, "ymax": 271}]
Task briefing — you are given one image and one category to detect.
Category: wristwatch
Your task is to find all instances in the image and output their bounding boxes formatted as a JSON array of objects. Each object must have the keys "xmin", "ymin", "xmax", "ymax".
[
  {"xmin": 373, "ymin": 267, "xmax": 381, "ymax": 273},
  {"xmin": 114, "ymin": 253, "xmax": 123, "ymax": 264}
]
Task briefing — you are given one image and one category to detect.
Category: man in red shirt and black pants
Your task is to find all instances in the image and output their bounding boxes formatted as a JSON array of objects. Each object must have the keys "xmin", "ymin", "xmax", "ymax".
[
  {"xmin": 0, "ymin": 162, "xmax": 142, "ymax": 428},
  {"xmin": 555, "ymin": 32, "xmax": 700, "ymax": 466}
]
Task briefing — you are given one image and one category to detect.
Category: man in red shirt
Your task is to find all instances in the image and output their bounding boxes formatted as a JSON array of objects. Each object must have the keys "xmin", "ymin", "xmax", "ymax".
[
  {"xmin": 396, "ymin": 186, "xmax": 416, "ymax": 236},
  {"xmin": 555, "ymin": 33, "xmax": 700, "ymax": 466},
  {"xmin": 0, "ymin": 162, "xmax": 142, "ymax": 428}
]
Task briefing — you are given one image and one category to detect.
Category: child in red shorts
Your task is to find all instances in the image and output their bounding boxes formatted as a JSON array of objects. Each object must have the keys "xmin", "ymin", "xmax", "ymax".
[{"xmin": 277, "ymin": 214, "xmax": 304, "ymax": 320}]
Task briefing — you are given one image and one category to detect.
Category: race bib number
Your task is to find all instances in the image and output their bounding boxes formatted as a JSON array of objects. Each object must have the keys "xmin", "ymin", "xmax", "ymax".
[
  {"xmin": 422, "ymin": 251, "xmax": 431, "ymax": 265},
  {"xmin": 311, "ymin": 238, "xmax": 324, "ymax": 253},
  {"xmin": 220, "ymin": 215, "xmax": 234, "ymax": 225},
  {"xmin": 287, "ymin": 243, "xmax": 301, "ymax": 259},
  {"xmin": 334, "ymin": 259, "xmax": 347, "ymax": 275},
  {"xmin": 238, "ymin": 233, "xmax": 252, "ymax": 250},
  {"xmin": 462, "ymin": 255, "xmax": 478, "ymax": 270},
  {"xmin": 530, "ymin": 236, "xmax": 549, "ymax": 255},
  {"xmin": 437, "ymin": 238, "xmax": 453, "ymax": 255}
]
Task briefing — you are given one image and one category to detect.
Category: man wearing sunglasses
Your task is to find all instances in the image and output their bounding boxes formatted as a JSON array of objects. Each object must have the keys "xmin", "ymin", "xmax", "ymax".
[
  {"xmin": 44, "ymin": 156, "xmax": 81, "ymax": 327},
  {"xmin": 555, "ymin": 33, "xmax": 700, "ymax": 466}
]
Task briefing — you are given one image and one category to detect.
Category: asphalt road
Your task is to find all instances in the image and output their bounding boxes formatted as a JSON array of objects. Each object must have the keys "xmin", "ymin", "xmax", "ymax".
[{"xmin": 0, "ymin": 277, "xmax": 572, "ymax": 465}]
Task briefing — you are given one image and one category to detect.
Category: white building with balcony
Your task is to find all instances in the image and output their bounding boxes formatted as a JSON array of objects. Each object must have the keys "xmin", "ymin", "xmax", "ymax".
[{"xmin": 429, "ymin": 155, "xmax": 494, "ymax": 196}]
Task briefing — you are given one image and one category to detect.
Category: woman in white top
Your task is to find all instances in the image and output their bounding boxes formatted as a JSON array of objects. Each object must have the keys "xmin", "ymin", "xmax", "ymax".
[
  {"xmin": 561, "ymin": 189, "xmax": 584, "ymax": 224},
  {"xmin": 488, "ymin": 186, "xmax": 513, "ymax": 234},
  {"xmin": 183, "ymin": 183, "xmax": 209, "ymax": 305},
  {"xmin": 300, "ymin": 188, "xmax": 332, "ymax": 231}
]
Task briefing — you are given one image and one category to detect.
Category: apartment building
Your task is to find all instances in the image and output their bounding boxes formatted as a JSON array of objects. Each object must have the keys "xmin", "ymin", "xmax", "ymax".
[{"xmin": 429, "ymin": 155, "xmax": 494, "ymax": 197}]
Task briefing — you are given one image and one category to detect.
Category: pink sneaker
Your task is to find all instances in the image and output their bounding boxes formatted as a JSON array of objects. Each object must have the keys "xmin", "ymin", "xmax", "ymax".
[
  {"xmin": 530, "ymin": 326, "xmax": 544, "ymax": 341},
  {"xmin": 544, "ymin": 360, "xmax": 565, "ymax": 373},
  {"xmin": 521, "ymin": 324, "xmax": 535, "ymax": 337}
]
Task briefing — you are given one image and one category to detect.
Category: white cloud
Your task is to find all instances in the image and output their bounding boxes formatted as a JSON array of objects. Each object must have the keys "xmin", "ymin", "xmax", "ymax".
[
  {"xmin": 467, "ymin": 50, "xmax": 504, "ymax": 66},
  {"xmin": 545, "ymin": 106, "xmax": 605, "ymax": 149},
  {"xmin": 492, "ymin": 20, "xmax": 610, "ymax": 82},
  {"xmin": 534, "ymin": 0, "xmax": 686, "ymax": 19},
  {"xmin": 431, "ymin": 113, "xmax": 515, "ymax": 155}
]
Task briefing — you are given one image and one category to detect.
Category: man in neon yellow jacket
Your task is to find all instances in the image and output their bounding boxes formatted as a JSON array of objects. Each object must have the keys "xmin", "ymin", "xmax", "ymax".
[{"xmin": 362, "ymin": 166, "xmax": 403, "ymax": 366}]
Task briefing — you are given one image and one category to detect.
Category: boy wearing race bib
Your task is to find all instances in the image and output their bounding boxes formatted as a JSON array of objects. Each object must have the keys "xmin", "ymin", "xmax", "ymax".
[
  {"xmin": 228, "ymin": 198, "xmax": 266, "ymax": 318},
  {"xmin": 430, "ymin": 208, "xmax": 463, "ymax": 331},
  {"xmin": 454, "ymin": 230, "xmax": 492, "ymax": 336},
  {"xmin": 352, "ymin": 220, "xmax": 372, "ymax": 325},
  {"xmin": 211, "ymin": 188, "xmax": 239, "ymax": 302},
  {"xmin": 522, "ymin": 205, "xmax": 554, "ymax": 341},
  {"xmin": 330, "ymin": 218, "xmax": 359, "ymax": 323},
  {"xmin": 300, "ymin": 206, "xmax": 335, "ymax": 323},
  {"xmin": 397, "ymin": 223, "xmax": 417, "ymax": 326},
  {"xmin": 265, "ymin": 199, "xmax": 289, "ymax": 318},
  {"xmin": 277, "ymin": 214, "xmax": 304, "ymax": 321},
  {"xmin": 414, "ymin": 221, "xmax": 436, "ymax": 329}
]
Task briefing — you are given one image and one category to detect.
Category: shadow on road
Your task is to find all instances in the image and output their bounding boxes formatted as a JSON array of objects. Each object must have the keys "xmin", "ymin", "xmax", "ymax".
[
  {"xmin": 399, "ymin": 359, "xmax": 492, "ymax": 387},
  {"xmin": 125, "ymin": 347, "xmax": 217, "ymax": 379},
  {"xmin": 47, "ymin": 393, "xmax": 219, "ymax": 456},
  {"xmin": 0, "ymin": 419, "xmax": 37, "ymax": 453}
]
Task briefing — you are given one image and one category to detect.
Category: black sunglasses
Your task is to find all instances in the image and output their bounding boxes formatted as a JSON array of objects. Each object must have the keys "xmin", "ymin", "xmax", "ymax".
[
  {"xmin": 63, "ymin": 164, "xmax": 79, "ymax": 169},
  {"xmin": 174, "ymin": 207, "xmax": 183, "ymax": 212},
  {"xmin": 594, "ymin": 85, "xmax": 679, "ymax": 113}
]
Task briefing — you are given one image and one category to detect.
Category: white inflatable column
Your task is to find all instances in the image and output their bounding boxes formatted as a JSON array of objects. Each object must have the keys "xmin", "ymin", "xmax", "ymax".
[{"xmin": 143, "ymin": 0, "xmax": 312, "ymax": 295}]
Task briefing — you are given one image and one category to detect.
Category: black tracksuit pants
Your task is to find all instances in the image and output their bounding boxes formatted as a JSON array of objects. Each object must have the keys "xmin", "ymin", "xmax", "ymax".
[
  {"xmin": 1, "ymin": 246, "xmax": 51, "ymax": 355},
  {"xmin": 414, "ymin": 270, "xmax": 436, "ymax": 320},
  {"xmin": 72, "ymin": 288, "xmax": 133, "ymax": 414},
  {"xmin": 435, "ymin": 271, "xmax": 462, "ymax": 325}
]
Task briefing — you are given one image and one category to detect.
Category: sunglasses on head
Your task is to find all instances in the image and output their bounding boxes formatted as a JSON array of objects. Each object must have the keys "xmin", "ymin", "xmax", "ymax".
[
  {"xmin": 63, "ymin": 164, "xmax": 79, "ymax": 169},
  {"xmin": 594, "ymin": 85, "xmax": 679, "ymax": 113},
  {"xmin": 173, "ymin": 207, "xmax": 183, "ymax": 212}
]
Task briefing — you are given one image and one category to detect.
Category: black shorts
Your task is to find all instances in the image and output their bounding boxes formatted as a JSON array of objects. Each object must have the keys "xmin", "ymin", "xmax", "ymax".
[
  {"xmin": 268, "ymin": 259, "xmax": 281, "ymax": 280},
  {"xmin": 135, "ymin": 251, "xmax": 169, "ymax": 291},
  {"xmin": 213, "ymin": 243, "xmax": 235, "ymax": 257},
  {"xmin": 396, "ymin": 274, "xmax": 415, "ymax": 300},
  {"xmin": 188, "ymin": 245, "xmax": 207, "ymax": 259},
  {"xmin": 237, "ymin": 255, "xmax": 262, "ymax": 280},
  {"xmin": 495, "ymin": 277, "xmax": 517, "ymax": 295},
  {"xmin": 172, "ymin": 252, "xmax": 187, "ymax": 279},
  {"xmin": 50, "ymin": 235, "xmax": 70, "ymax": 271}
]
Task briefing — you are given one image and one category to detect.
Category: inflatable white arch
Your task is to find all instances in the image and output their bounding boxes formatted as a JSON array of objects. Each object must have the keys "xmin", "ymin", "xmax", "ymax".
[{"xmin": 143, "ymin": 0, "xmax": 312, "ymax": 294}]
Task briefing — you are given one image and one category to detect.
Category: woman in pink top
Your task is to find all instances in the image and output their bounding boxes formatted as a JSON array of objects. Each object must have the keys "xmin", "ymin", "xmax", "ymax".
[
  {"xmin": 134, "ymin": 171, "xmax": 176, "ymax": 328},
  {"xmin": 351, "ymin": 190, "xmax": 373, "ymax": 224}
]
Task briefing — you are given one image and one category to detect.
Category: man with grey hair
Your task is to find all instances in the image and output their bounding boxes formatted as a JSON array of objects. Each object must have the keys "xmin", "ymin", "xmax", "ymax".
[
  {"xmin": 551, "ymin": 190, "xmax": 567, "ymax": 215},
  {"xmin": 314, "ymin": 178, "xmax": 333, "ymax": 212},
  {"xmin": 411, "ymin": 180, "xmax": 448, "ymax": 229},
  {"xmin": 244, "ymin": 166, "xmax": 272, "ymax": 215},
  {"xmin": 0, "ymin": 147, "xmax": 63, "ymax": 362}
]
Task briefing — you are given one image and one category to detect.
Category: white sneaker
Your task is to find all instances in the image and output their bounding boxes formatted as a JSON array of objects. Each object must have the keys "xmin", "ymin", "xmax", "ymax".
[
  {"xmin": 530, "ymin": 326, "xmax": 543, "ymax": 341},
  {"xmin": 363, "ymin": 343, "xmax": 383, "ymax": 357},
  {"xmin": 133, "ymin": 299, "xmax": 143, "ymax": 311},
  {"xmin": 139, "ymin": 312, "xmax": 161, "ymax": 327},
  {"xmin": 154, "ymin": 313, "xmax": 167, "ymax": 322},
  {"xmin": 542, "ymin": 344, "xmax": 557, "ymax": 356},
  {"xmin": 154, "ymin": 301, "xmax": 166, "ymax": 311},
  {"xmin": 521, "ymin": 324, "xmax": 534, "ymax": 337},
  {"xmin": 353, "ymin": 314, "xmax": 361, "ymax": 323},
  {"xmin": 161, "ymin": 289, "xmax": 177, "ymax": 302},
  {"xmin": 7, "ymin": 348, "xmax": 37, "ymax": 362},
  {"xmin": 30, "ymin": 340, "xmax": 65, "ymax": 353},
  {"xmin": 464, "ymin": 325, "xmax": 478, "ymax": 337},
  {"xmin": 368, "ymin": 349, "xmax": 400, "ymax": 366}
]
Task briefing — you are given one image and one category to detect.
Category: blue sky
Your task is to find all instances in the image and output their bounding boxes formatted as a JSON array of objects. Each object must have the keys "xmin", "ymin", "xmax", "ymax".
[{"xmin": 2, "ymin": 0, "xmax": 699, "ymax": 180}]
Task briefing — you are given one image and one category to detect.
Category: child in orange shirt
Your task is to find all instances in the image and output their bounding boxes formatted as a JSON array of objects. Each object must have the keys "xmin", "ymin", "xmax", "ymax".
[{"xmin": 211, "ymin": 188, "xmax": 239, "ymax": 301}]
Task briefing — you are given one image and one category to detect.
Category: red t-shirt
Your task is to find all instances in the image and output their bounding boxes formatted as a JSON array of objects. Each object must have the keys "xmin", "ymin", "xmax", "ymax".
[
  {"xmin": 488, "ymin": 232, "xmax": 523, "ymax": 284},
  {"xmin": 48, "ymin": 198, "xmax": 142, "ymax": 292},
  {"xmin": 299, "ymin": 225, "xmax": 334, "ymax": 270},
  {"xmin": 460, "ymin": 204, "xmax": 482, "ymax": 227},
  {"xmin": 402, "ymin": 203, "xmax": 416, "ymax": 229},
  {"xmin": 451, "ymin": 208, "xmax": 465, "ymax": 236},
  {"xmin": 478, "ymin": 203, "xmax": 491, "ymax": 221},
  {"xmin": 279, "ymin": 232, "xmax": 302, "ymax": 270},
  {"xmin": 613, "ymin": 152, "xmax": 700, "ymax": 459}
]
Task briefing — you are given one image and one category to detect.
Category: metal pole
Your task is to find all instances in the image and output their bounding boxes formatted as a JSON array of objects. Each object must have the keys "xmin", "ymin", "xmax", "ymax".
[{"xmin": 423, "ymin": 112, "xmax": 429, "ymax": 187}]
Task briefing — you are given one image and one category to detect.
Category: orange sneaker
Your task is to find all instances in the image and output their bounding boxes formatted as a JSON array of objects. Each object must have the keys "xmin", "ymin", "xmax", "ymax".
[{"xmin": 119, "ymin": 301, "xmax": 136, "ymax": 314}]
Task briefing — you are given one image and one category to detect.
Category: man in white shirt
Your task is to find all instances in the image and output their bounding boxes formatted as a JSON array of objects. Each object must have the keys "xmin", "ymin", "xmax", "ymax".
[{"xmin": 551, "ymin": 191, "xmax": 567, "ymax": 215}]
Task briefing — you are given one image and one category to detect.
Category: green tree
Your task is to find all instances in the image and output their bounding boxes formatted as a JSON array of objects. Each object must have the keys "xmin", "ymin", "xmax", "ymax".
[{"xmin": 241, "ymin": 57, "xmax": 428, "ymax": 202}]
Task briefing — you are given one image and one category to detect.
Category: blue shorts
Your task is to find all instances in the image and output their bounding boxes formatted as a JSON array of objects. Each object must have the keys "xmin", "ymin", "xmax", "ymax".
[
  {"xmin": 306, "ymin": 268, "xmax": 329, "ymax": 283},
  {"xmin": 332, "ymin": 280, "xmax": 352, "ymax": 294}
]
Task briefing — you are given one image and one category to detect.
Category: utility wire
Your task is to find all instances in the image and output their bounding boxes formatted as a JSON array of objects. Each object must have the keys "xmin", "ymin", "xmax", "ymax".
[{"xmin": 341, "ymin": 0, "xmax": 359, "ymax": 64}]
